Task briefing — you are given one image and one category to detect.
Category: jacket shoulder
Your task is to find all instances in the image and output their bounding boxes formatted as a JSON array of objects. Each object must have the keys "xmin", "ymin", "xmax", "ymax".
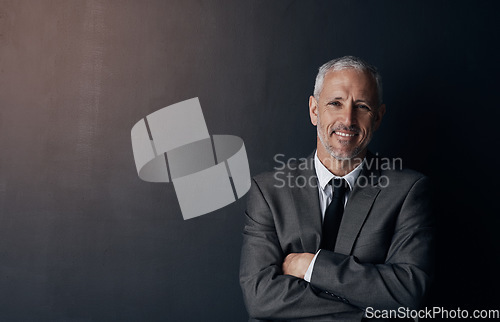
[
  {"xmin": 252, "ymin": 155, "xmax": 316, "ymax": 190},
  {"xmin": 379, "ymin": 168, "xmax": 428, "ymax": 187}
]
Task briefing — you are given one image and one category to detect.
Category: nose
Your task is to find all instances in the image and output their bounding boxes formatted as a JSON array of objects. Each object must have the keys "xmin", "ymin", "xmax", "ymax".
[{"xmin": 340, "ymin": 102, "xmax": 356, "ymax": 127}]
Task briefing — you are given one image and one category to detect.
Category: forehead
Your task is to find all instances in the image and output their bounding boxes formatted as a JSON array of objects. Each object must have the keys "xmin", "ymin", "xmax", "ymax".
[{"xmin": 320, "ymin": 68, "xmax": 377, "ymax": 101}]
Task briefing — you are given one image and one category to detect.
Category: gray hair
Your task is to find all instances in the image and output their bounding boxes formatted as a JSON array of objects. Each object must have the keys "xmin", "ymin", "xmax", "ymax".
[{"xmin": 313, "ymin": 56, "xmax": 383, "ymax": 106}]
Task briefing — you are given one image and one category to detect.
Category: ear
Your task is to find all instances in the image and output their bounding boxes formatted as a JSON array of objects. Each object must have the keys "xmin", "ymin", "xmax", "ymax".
[
  {"xmin": 309, "ymin": 96, "xmax": 318, "ymax": 126},
  {"xmin": 374, "ymin": 103, "xmax": 386, "ymax": 131}
]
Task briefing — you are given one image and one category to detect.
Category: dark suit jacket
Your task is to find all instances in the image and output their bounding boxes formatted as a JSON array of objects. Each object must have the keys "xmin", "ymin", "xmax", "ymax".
[{"xmin": 239, "ymin": 152, "xmax": 434, "ymax": 321}]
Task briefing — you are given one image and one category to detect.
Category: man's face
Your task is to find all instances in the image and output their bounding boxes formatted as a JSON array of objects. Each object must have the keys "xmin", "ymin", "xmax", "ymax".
[{"xmin": 309, "ymin": 68, "xmax": 385, "ymax": 160}]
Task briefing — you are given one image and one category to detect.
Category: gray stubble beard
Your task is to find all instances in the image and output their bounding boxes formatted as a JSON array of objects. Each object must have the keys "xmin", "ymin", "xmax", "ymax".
[{"xmin": 316, "ymin": 113, "xmax": 363, "ymax": 161}]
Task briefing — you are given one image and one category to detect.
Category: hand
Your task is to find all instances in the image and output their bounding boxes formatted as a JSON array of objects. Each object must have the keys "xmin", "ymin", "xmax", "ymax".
[{"xmin": 282, "ymin": 253, "xmax": 315, "ymax": 279}]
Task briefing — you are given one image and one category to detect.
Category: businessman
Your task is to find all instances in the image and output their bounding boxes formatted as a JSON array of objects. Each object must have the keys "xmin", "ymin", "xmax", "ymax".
[{"xmin": 239, "ymin": 56, "xmax": 434, "ymax": 321}]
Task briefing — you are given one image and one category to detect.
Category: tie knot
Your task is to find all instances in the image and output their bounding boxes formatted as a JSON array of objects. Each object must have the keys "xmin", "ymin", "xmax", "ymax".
[{"xmin": 331, "ymin": 178, "xmax": 348, "ymax": 198}]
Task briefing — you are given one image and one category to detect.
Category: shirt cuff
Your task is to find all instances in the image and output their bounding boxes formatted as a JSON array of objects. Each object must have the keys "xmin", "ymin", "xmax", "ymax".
[{"xmin": 304, "ymin": 250, "xmax": 321, "ymax": 282}]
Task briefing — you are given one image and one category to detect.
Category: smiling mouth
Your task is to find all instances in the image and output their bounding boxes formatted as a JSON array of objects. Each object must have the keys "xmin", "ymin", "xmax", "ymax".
[{"xmin": 333, "ymin": 130, "xmax": 357, "ymax": 138}]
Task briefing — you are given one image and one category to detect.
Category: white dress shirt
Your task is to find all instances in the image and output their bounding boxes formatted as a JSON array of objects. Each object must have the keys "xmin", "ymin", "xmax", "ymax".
[{"xmin": 303, "ymin": 152, "xmax": 364, "ymax": 282}]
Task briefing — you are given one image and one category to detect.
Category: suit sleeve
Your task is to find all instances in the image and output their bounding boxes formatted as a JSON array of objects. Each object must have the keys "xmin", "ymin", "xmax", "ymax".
[
  {"xmin": 239, "ymin": 178, "xmax": 364, "ymax": 320},
  {"xmin": 310, "ymin": 176, "xmax": 434, "ymax": 310}
]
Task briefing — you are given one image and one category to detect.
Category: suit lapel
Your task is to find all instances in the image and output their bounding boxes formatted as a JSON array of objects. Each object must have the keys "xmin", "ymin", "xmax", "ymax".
[
  {"xmin": 335, "ymin": 154, "xmax": 381, "ymax": 255},
  {"xmin": 290, "ymin": 154, "xmax": 322, "ymax": 253}
]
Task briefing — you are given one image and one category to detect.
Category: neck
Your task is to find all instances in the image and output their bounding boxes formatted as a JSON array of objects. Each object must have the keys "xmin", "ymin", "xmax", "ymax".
[{"xmin": 317, "ymin": 146, "xmax": 366, "ymax": 176}]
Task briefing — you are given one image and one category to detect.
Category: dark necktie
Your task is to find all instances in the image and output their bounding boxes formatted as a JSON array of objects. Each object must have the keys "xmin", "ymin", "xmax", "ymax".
[{"xmin": 320, "ymin": 178, "xmax": 348, "ymax": 251}]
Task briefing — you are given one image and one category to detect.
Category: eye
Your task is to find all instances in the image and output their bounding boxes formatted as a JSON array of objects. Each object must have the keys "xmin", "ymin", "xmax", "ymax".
[
  {"xmin": 327, "ymin": 101, "xmax": 341, "ymax": 107},
  {"xmin": 356, "ymin": 104, "xmax": 371, "ymax": 111}
]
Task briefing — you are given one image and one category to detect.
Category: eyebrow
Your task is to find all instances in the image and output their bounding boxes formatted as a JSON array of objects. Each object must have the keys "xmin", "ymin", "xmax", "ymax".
[{"xmin": 330, "ymin": 97, "xmax": 370, "ymax": 103}]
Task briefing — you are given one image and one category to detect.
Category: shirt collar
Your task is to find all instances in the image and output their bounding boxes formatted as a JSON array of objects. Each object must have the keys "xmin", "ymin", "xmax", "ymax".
[{"xmin": 314, "ymin": 151, "xmax": 364, "ymax": 192}]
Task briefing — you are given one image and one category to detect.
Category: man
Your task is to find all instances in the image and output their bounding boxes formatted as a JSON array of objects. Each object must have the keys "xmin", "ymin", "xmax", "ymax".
[{"xmin": 239, "ymin": 56, "xmax": 434, "ymax": 321}]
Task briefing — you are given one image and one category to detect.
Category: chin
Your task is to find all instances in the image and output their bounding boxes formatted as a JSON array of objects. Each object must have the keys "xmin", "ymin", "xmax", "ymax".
[
  {"xmin": 329, "ymin": 146, "xmax": 364, "ymax": 161},
  {"xmin": 331, "ymin": 153, "xmax": 357, "ymax": 161}
]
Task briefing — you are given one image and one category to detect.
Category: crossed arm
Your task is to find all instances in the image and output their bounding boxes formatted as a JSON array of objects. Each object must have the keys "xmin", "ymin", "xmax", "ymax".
[
  {"xmin": 239, "ymin": 206, "xmax": 364, "ymax": 320},
  {"xmin": 239, "ymin": 176, "xmax": 434, "ymax": 320}
]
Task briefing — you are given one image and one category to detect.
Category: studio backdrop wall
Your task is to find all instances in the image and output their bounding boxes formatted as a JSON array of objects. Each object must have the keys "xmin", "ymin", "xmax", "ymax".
[{"xmin": 0, "ymin": 0, "xmax": 499, "ymax": 321}]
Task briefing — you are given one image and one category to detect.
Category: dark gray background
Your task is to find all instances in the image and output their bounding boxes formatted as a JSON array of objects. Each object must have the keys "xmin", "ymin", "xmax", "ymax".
[{"xmin": 1, "ymin": 0, "xmax": 499, "ymax": 321}]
